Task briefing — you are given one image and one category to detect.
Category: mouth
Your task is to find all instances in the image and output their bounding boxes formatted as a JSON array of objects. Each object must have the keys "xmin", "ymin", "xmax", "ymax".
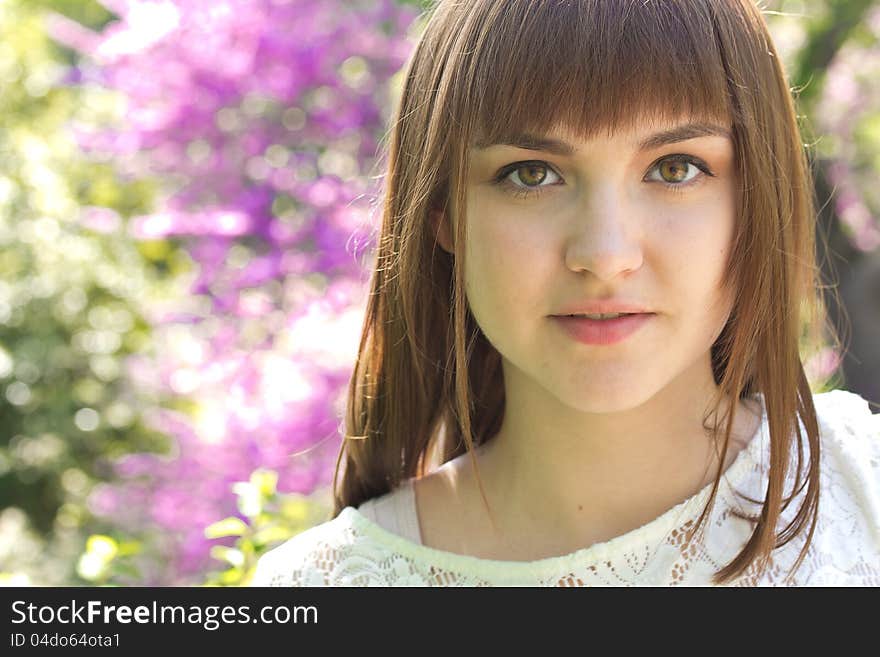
[
  {"xmin": 551, "ymin": 313, "xmax": 656, "ymax": 345},
  {"xmin": 559, "ymin": 312, "xmax": 647, "ymax": 320}
]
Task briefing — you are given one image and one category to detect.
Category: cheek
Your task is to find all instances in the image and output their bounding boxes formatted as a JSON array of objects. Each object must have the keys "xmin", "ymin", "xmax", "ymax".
[
  {"xmin": 696, "ymin": 192, "xmax": 737, "ymax": 293},
  {"xmin": 463, "ymin": 198, "xmax": 553, "ymax": 325},
  {"xmin": 655, "ymin": 194, "xmax": 736, "ymax": 317}
]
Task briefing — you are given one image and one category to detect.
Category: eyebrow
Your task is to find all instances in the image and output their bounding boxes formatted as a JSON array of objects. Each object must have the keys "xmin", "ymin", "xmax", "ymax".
[{"xmin": 473, "ymin": 122, "xmax": 732, "ymax": 155}]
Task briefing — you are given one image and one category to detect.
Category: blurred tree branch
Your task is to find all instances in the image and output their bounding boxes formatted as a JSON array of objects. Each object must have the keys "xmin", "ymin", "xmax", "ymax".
[
  {"xmin": 791, "ymin": 0, "xmax": 875, "ymax": 110},
  {"xmin": 790, "ymin": 0, "xmax": 880, "ymax": 401}
]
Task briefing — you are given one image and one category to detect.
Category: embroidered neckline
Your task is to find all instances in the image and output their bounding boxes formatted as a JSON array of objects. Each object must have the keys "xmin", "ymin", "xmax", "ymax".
[{"xmin": 343, "ymin": 394, "xmax": 769, "ymax": 582}]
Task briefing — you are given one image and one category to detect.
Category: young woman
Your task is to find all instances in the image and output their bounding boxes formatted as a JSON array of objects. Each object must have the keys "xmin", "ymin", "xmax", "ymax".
[{"xmin": 253, "ymin": 0, "xmax": 880, "ymax": 586}]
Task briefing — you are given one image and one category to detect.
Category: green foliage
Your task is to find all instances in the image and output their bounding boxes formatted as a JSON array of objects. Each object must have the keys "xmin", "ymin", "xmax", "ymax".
[
  {"xmin": 76, "ymin": 534, "xmax": 142, "ymax": 584},
  {"xmin": 790, "ymin": 0, "xmax": 876, "ymax": 111},
  {"xmin": 0, "ymin": 0, "xmax": 190, "ymax": 585},
  {"xmin": 202, "ymin": 470, "xmax": 331, "ymax": 587},
  {"xmin": 70, "ymin": 469, "xmax": 330, "ymax": 587}
]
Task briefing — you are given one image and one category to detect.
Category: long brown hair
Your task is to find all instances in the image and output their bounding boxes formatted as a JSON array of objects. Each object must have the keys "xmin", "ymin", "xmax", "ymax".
[{"xmin": 331, "ymin": 0, "xmax": 841, "ymax": 585}]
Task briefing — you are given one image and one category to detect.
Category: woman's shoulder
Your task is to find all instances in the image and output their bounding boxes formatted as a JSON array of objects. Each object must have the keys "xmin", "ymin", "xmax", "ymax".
[
  {"xmin": 810, "ymin": 389, "xmax": 879, "ymax": 508},
  {"xmin": 250, "ymin": 508, "xmax": 370, "ymax": 586},
  {"xmin": 250, "ymin": 504, "xmax": 435, "ymax": 586},
  {"xmin": 805, "ymin": 388, "xmax": 880, "ymax": 572},
  {"xmin": 811, "ymin": 388, "xmax": 879, "ymax": 462}
]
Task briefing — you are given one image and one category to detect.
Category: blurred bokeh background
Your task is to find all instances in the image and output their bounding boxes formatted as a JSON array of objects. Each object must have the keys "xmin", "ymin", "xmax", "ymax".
[{"xmin": 0, "ymin": 0, "xmax": 877, "ymax": 586}]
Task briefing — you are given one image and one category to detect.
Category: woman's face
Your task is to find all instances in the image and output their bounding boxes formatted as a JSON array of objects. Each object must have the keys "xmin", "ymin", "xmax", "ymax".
[{"xmin": 446, "ymin": 118, "xmax": 738, "ymax": 412}]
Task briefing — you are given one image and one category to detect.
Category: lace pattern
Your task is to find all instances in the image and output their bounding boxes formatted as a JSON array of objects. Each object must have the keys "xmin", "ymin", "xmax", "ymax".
[{"xmin": 252, "ymin": 390, "xmax": 880, "ymax": 586}]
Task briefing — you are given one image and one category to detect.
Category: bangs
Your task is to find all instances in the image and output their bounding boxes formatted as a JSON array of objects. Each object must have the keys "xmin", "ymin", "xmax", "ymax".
[{"xmin": 459, "ymin": 0, "xmax": 734, "ymax": 147}]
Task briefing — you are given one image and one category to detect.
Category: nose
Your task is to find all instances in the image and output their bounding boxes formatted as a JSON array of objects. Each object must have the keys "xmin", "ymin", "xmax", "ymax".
[{"xmin": 563, "ymin": 185, "xmax": 644, "ymax": 281}]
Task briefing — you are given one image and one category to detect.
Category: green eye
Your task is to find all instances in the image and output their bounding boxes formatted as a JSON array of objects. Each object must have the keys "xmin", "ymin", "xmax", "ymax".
[
  {"xmin": 646, "ymin": 155, "xmax": 714, "ymax": 191},
  {"xmin": 492, "ymin": 154, "xmax": 715, "ymax": 201},
  {"xmin": 493, "ymin": 161, "xmax": 562, "ymax": 199},
  {"xmin": 515, "ymin": 164, "xmax": 549, "ymax": 186},
  {"xmin": 657, "ymin": 159, "xmax": 692, "ymax": 183}
]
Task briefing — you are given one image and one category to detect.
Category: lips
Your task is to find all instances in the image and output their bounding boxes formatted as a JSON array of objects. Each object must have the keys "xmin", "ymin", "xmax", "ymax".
[
  {"xmin": 564, "ymin": 312, "xmax": 634, "ymax": 319},
  {"xmin": 551, "ymin": 313, "xmax": 655, "ymax": 345},
  {"xmin": 553, "ymin": 301, "xmax": 653, "ymax": 315}
]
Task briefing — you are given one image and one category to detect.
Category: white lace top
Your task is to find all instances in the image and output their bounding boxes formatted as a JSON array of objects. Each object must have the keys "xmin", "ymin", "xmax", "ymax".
[{"xmin": 252, "ymin": 390, "xmax": 880, "ymax": 586}]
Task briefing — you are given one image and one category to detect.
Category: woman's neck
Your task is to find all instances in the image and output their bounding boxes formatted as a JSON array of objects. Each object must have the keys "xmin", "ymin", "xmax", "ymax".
[{"xmin": 416, "ymin": 363, "xmax": 762, "ymax": 561}]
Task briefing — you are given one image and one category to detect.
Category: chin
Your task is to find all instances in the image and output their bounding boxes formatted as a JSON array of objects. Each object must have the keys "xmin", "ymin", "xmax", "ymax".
[{"xmin": 559, "ymin": 385, "xmax": 660, "ymax": 415}]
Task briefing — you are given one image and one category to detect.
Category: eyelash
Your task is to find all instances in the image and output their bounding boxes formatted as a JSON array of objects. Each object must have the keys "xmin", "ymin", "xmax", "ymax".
[{"xmin": 491, "ymin": 154, "xmax": 716, "ymax": 200}]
